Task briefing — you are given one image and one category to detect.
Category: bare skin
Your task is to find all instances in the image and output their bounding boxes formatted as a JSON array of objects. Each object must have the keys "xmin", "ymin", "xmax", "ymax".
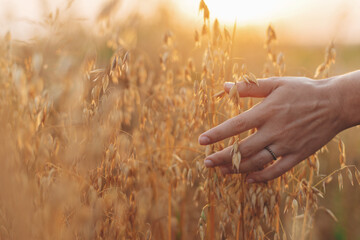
[{"xmin": 199, "ymin": 70, "xmax": 360, "ymax": 183}]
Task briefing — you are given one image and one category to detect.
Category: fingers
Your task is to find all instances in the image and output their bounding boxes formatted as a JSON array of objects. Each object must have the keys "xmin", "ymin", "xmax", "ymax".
[
  {"xmin": 236, "ymin": 131, "xmax": 271, "ymax": 159},
  {"xmin": 236, "ymin": 146, "xmax": 281, "ymax": 173},
  {"xmin": 199, "ymin": 78, "xmax": 280, "ymax": 145},
  {"xmin": 199, "ymin": 106, "xmax": 264, "ymax": 145},
  {"xmin": 224, "ymin": 78, "xmax": 281, "ymax": 98},
  {"xmin": 204, "ymin": 132, "xmax": 272, "ymax": 168},
  {"xmin": 204, "ymin": 146, "xmax": 232, "ymax": 167},
  {"xmin": 208, "ymin": 145, "xmax": 282, "ymax": 175},
  {"xmin": 199, "ymin": 78, "xmax": 281, "ymax": 145},
  {"xmin": 246, "ymin": 155, "xmax": 298, "ymax": 183},
  {"xmin": 216, "ymin": 153, "xmax": 297, "ymax": 182}
]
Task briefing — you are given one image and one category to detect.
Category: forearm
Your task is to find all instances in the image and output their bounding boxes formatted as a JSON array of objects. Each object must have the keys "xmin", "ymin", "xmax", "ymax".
[{"xmin": 329, "ymin": 70, "xmax": 360, "ymax": 129}]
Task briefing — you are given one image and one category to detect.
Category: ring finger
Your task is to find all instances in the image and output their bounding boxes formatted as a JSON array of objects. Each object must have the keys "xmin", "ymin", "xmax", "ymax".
[
  {"xmin": 218, "ymin": 145, "xmax": 282, "ymax": 174},
  {"xmin": 204, "ymin": 132, "xmax": 273, "ymax": 168}
]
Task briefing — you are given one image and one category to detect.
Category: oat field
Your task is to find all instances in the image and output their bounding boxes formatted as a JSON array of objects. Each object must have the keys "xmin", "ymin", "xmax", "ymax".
[{"xmin": 0, "ymin": 1, "xmax": 359, "ymax": 239}]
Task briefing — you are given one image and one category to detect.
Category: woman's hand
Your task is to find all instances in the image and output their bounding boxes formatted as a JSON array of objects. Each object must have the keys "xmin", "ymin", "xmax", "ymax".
[{"xmin": 198, "ymin": 76, "xmax": 347, "ymax": 183}]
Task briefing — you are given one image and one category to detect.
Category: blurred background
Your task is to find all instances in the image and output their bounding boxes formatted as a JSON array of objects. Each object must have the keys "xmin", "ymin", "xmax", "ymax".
[
  {"xmin": 1, "ymin": 0, "xmax": 359, "ymax": 239},
  {"xmin": 2, "ymin": 0, "xmax": 360, "ymax": 45},
  {"xmin": 1, "ymin": 0, "xmax": 360, "ymax": 75}
]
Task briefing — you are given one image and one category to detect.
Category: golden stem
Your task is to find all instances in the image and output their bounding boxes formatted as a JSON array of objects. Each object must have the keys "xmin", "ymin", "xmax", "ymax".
[{"xmin": 300, "ymin": 161, "xmax": 314, "ymax": 240}]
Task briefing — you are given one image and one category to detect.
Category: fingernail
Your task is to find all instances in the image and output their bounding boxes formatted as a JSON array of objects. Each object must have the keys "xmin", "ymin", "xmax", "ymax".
[
  {"xmin": 224, "ymin": 82, "xmax": 234, "ymax": 92},
  {"xmin": 247, "ymin": 178, "xmax": 255, "ymax": 184},
  {"xmin": 199, "ymin": 135, "xmax": 210, "ymax": 145},
  {"xmin": 204, "ymin": 159, "xmax": 214, "ymax": 167}
]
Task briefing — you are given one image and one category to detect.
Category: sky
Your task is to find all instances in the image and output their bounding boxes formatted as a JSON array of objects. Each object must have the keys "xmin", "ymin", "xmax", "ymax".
[{"xmin": 1, "ymin": 0, "xmax": 360, "ymax": 45}]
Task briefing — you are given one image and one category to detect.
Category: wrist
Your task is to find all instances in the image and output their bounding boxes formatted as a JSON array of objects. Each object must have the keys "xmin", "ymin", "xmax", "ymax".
[{"xmin": 327, "ymin": 71, "xmax": 360, "ymax": 130}]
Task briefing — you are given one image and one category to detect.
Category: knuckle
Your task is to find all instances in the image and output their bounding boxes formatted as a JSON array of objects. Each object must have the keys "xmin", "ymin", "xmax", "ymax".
[{"xmin": 268, "ymin": 77, "xmax": 283, "ymax": 92}]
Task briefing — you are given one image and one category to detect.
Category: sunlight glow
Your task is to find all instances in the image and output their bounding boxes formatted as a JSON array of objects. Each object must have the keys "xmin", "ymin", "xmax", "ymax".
[{"xmin": 173, "ymin": 0, "xmax": 298, "ymax": 25}]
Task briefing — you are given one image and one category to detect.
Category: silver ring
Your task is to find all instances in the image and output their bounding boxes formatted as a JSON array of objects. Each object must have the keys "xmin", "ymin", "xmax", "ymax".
[{"xmin": 264, "ymin": 146, "xmax": 277, "ymax": 160}]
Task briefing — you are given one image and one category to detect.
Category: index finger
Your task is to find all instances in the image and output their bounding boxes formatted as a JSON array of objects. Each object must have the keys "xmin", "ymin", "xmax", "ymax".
[
  {"xmin": 224, "ymin": 77, "xmax": 280, "ymax": 98},
  {"xmin": 198, "ymin": 105, "xmax": 264, "ymax": 145}
]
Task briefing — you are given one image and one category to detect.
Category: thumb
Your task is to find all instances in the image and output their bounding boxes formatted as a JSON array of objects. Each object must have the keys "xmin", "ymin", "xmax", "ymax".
[{"xmin": 224, "ymin": 77, "xmax": 281, "ymax": 98}]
